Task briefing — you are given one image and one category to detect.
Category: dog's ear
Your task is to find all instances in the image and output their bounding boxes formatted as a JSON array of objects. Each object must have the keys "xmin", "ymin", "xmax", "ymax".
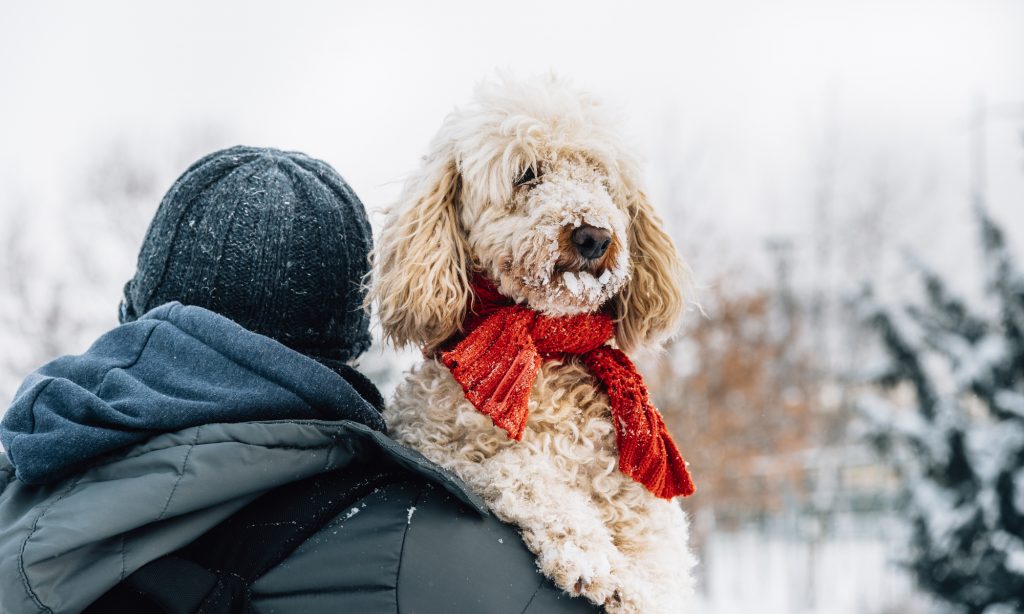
[
  {"xmin": 368, "ymin": 148, "xmax": 471, "ymax": 351},
  {"xmin": 613, "ymin": 189, "xmax": 688, "ymax": 352}
]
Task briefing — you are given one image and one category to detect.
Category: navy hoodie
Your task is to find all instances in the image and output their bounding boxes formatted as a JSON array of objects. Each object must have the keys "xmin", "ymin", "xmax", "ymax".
[{"xmin": 1, "ymin": 302, "xmax": 386, "ymax": 485}]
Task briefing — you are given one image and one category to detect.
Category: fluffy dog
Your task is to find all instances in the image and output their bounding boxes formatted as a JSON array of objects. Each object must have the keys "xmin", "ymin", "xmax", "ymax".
[{"xmin": 368, "ymin": 75, "xmax": 697, "ymax": 613}]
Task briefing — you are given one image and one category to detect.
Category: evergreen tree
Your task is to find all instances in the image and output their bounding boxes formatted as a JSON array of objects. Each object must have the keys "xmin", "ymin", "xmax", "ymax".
[{"xmin": 858, "ymin": 207, "xmax": 1024, "ymax": 614}]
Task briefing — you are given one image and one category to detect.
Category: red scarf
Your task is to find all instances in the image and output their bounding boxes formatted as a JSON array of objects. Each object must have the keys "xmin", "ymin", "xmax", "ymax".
[{"xmin": 439, "ymin": 276, "xmax": 695, "ymax": 499}]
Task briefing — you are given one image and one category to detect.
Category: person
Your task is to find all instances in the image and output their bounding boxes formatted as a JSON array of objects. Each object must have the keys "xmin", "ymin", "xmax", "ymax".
[{"xmin": 0, "ymin": 146, "xmax": 598, "ymax": 613}]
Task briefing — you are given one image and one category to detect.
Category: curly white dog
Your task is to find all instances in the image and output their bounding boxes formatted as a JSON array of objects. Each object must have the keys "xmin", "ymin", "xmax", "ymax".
[{"xmin": 369, "ymin": 74, "xmax": 697, "ymax": 613}]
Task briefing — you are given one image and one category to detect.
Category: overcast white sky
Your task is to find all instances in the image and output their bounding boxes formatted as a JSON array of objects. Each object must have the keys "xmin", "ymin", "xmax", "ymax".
[{"xmin": 2, "ymin": 0, "xmax": 1023, "ymax": 289}]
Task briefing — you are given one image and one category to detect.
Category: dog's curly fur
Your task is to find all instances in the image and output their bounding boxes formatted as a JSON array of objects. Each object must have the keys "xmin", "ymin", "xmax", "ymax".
[{"xmin": 369, "ymin": 74, "xmax": 696, "ymax": 613}]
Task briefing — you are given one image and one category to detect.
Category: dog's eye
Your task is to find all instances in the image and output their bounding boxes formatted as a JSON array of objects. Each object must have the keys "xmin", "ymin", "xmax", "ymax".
[{"xmin": 515, "ymin": 166, "xmax": 539, "ymax": 187}]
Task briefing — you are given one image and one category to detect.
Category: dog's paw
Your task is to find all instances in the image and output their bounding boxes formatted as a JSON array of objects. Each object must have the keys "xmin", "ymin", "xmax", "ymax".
[
  {"xmin": 599, "ymin": 574, "xmax": 689, "ymax": 614},
  {"xmin": 603, "ymin": 590, "xmax": 626, "ymax": 612},
  {"xmin": 536, "ymin": 540, "xmax": 622, "ymax": 606}
]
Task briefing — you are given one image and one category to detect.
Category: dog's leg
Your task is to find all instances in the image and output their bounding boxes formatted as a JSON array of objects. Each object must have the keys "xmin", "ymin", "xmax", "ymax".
[
  {"xmin": 602, "ymin": 486, "xmax": 698, "ymax": 614},
  {"xmin": 385, "ymin": 363, "xmax": 626, "ymax": 607},
  {"xmin": 474, "ymin": 445, "xmax": 631, "ymax": 609}
]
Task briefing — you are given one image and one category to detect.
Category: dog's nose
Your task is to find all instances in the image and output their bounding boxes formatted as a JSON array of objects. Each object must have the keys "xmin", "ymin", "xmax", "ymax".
[{"xmin": 572, "ymin": 225, "xmax": 612, "ymax": 260}]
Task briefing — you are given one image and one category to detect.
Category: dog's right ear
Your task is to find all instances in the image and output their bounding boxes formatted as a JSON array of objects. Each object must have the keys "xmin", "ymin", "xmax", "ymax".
[{"xmin": 368, "ymin": 147, "xmax": 471, "ymax": 351}]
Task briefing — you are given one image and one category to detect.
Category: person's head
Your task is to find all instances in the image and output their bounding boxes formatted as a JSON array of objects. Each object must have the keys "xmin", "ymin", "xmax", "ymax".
[{"xmin": 120, "ymin": 146, "xmax": 373, "ymax": 364}]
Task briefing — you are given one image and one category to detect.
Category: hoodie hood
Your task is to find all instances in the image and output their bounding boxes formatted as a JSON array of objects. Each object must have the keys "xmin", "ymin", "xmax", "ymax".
[{"xmin": 1, "ymin": 302, "xmax": 386, "ymax": 485}]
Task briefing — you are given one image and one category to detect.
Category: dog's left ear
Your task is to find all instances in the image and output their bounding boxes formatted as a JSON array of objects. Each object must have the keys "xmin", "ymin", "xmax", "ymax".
[
  {"xmin": 367, "ymin": 146, "xmax": 471, "ymax": 352},
  {"xmin": 613, "ymin": 189, "xmax": 687, "ymax": 352}
]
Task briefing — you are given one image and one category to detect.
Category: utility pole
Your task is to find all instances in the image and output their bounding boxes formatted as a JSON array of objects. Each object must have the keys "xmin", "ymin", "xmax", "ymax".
[
  {"xmin": 968, "ymin": 93, "xmax": 1024, "ymax": 205},
  {"xmin": 970, "ymin": 93, "xmax": 987, "ymax": 204},
  {"xmin": 811, "ymin": 86, "xmax": 841, "ymax": 396},
  {"xmin": 764, "ymin": 237, "xmax": 797, "ymax": 347}
]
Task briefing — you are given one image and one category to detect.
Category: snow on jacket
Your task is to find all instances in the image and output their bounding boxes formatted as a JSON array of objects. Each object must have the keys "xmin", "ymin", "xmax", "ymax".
[{"xmin": 0, "ymin": 302, "xmax": 597, "ymax": 613}]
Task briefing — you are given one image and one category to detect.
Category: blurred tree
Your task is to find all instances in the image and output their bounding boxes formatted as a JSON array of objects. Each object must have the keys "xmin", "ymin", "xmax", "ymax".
[
  {"xmin": 858, "ymin": 207, "xmax": 1024, "ymax": 614},
  {"xmin": 651, "ymin": 276, "xmax": 825, "ymax": 531},
  {"xmin": 0, "ymin": 127, "xmax": 232, "ymax": 404},
  {"xmin": 0, "ymin": 207, "xmax": 86, "ymax": 399}
]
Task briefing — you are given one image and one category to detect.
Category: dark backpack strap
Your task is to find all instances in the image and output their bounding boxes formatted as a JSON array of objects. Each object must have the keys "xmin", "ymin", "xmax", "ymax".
[
  {"xmin": 86, "ymin": 463, "xmax": 413, "ymax": 614},
  {"xmin": 84, "ymin": 556, "xmax": 231, "ymax": 614}
]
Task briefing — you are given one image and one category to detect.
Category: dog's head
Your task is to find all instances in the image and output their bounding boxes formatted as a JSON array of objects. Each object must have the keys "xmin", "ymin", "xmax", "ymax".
[{"xmin": 370, "ymin": 74, "xmax": 687, "ymax": 353}]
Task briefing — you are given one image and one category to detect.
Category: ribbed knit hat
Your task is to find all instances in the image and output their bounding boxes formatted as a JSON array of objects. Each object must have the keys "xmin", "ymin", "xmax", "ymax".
[{"xmin": 120, "ymin": 145, "xmax": 373, "ymax": 362}]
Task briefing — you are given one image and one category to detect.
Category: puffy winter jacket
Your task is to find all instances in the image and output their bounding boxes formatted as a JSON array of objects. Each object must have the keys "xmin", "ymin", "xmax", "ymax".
[{"xmin": 0, "ymin": 302, "xmax": 597, "ymax": 613}]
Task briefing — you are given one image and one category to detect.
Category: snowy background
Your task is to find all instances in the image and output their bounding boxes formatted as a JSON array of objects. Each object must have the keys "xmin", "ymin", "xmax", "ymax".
[{"xmin": 2, "ymin": 2, "xmax": 1024, "ymax": 612}]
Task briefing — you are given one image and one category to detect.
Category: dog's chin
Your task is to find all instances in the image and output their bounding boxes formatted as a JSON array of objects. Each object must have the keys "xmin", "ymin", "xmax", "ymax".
[{"xmin": 496, "ymin": 268, "xmax": 629, "ymax": 317}]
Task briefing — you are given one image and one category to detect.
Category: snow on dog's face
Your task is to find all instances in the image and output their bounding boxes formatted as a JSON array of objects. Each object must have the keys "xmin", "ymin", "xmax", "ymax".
[
  {"xmin": 462, "ymin": 151, "xmax": 630, "ymax": 316},
  {"xmin": 369, "ymin": 74, "xmax": 687, "ymax": 352}
]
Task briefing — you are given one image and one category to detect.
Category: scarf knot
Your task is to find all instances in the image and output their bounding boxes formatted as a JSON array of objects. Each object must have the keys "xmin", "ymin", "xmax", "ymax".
[{"xmin": 439, "ymin": 276, "xmax": 695, "ymax": 499}]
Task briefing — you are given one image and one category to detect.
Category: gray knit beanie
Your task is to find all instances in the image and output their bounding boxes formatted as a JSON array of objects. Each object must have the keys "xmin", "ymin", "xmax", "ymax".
[{"xmin": 120, "ymin": 145, "xmax": 373, "ymax": 363}]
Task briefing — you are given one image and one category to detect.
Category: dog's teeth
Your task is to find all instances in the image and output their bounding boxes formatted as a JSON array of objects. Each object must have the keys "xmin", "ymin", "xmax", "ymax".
[
  {"xmin": 563, "ymin": 271, "xmax": 581, "ymax": 295},
  {"xmin": 598, "ymin": 270, "xmax": 612, "ymax": 285},
  {"xmin": 578, "ymin": 271, "xmax": 602, "ymax": 296}
]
